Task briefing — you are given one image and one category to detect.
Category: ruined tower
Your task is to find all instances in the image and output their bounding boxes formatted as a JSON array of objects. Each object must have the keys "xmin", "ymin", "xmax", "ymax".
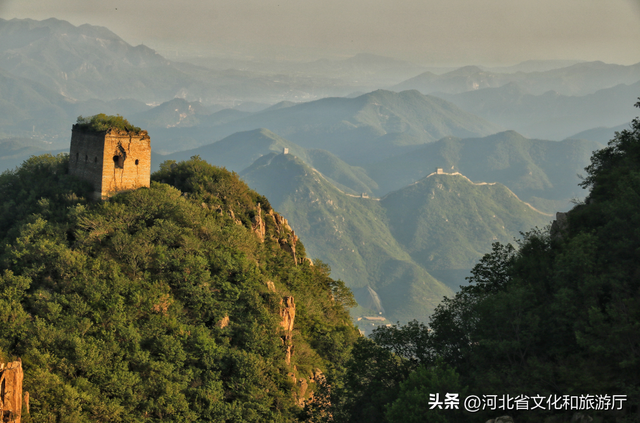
[{"xmin": 69, "ymin": 121, "xmax": 151, "ymax": 200}]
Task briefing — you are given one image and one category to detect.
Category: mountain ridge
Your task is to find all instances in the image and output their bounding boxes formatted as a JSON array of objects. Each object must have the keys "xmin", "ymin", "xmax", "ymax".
[
  {"xmin": 435, "ymin": 80, "xmax": 640, "ymax": 140},
  {"xmin": 149, "ymin": 88, "xmax": 501, "ymax": 159},
  {"xmin": 383, "ymin": 169, "xmax": 553, "ymax": 217},
  {"xmin": 240, "ymin": 151, "xmax": 552, "ymax": 320},
  {"xmin": 394, "ymin": 60, "xmax": 640, "ymax": 96},
  {"xmin": 364, "ymin": 130, "xmax": 600, "ymax": 213}
]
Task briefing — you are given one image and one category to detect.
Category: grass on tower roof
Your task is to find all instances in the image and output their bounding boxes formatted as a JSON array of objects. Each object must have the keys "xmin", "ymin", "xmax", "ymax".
[{"xmin": 74, "ymin": 114, "xmax": 142, "ymax": 134}]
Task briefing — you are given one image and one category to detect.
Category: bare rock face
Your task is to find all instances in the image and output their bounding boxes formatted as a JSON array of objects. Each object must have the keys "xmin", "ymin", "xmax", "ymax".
[
  {"xmin": 217, "ymin": 315, "xmax": 230, "ymax": 329},
  {"xmin": 227, "ymin": 209, "xmax": 242, "ymax": 225},
  {"xmin": 276, "ymin": 284, "xmax": 319, "ymax": 407},
  {"xmin": 280, "ymin": 296, "xmax": 296, "ymax": 333},
  {"xmin": 251, "ymin": 204, "xmax": 266, "ymax": 242},
  {"xmin": 294, "ymin": 368, "xmax": 326, "ymax": 408},
  {"xmin": 1, "ymin": 360, "xmax": 24, "ymax": 423},
  {"xmin": 266, "ymin": 280, "xmax": 276, "ymax": 292},
  {"xmin": 279, "ymin": 232, "xmax": 298, "ymax": 264},
  {"xmin": 288, "ymin": 370, "xmax": 312, "ymax": 408},
  {"xmin": 270, "ymin": 210, "xmax": 293, "ymax": 233},
  {"xmin": 296, "ymin": 378, "xmax": 308, "ymax": 406},
  {"xmin": 268, "ymin": 211, "xmax": 299, "ymax": 262},
  {"xmin": 304, "ymin": 368, "xmax": 330, "ymax": 414},
  {"xmin": 284, "ymin": 344, "xmax": 294, "ymax": 367},
  {"xmin": 280, "ymin": 296, "xmax": 296, "ymax": 365}
]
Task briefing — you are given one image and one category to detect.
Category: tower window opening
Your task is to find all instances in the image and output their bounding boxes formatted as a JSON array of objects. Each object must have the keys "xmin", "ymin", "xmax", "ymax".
[
  {"xmin": 135, "ymin": 159, "xmax": 139, "ymax": 165},
  {"xmin": 113, "ymin": 155, "xmax": 125, "ymax": 169},
  {"xmin": 94, "ymin": 157, "xmax": 98, "ymax": 163},
  {"xmin": 76, "ymin": 153, "xmax": 79, "ymax": 161},
  {"xmin": 85, "ymin": 155, "xmax": 88, "ymax": 162}
]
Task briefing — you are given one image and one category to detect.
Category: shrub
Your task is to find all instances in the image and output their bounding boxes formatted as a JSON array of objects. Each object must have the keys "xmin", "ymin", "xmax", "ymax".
[{"xmin": 74, "ymin": 114, "xmax": 142, "ymax": 134}]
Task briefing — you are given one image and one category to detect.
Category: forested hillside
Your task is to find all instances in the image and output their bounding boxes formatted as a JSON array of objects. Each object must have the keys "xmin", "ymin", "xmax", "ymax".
[
  {"xmin": 325, "ymin": 101, "xmax": 640, "ymax": 423},
  {"xmin": 0, "ymin": 155, "xmax": 358, "ymax": 422},
  {"xmin": 241, "ymin": 152, "xmax": 551, "ymax": 324}
]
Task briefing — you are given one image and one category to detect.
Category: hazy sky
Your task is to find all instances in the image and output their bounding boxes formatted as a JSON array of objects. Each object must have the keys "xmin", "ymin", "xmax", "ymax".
[{"xmin": 2, "ymin": 0, "xmax": 640, "ymax": 65}]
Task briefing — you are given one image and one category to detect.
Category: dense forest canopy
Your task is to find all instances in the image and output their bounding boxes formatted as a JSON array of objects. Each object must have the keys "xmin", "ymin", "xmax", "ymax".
[{"xmin": 0, "ymin": 155, "xmax": 358, "ymax": 422}]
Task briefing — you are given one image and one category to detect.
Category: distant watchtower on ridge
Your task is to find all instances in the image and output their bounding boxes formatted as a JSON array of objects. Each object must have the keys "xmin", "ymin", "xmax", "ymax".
[{"xmin": 69, "ymin": 114, "xmax": 151, "ymax": 200}]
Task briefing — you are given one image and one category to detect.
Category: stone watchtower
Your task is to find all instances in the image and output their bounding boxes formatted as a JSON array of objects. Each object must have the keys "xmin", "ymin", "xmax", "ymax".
[{"xmin": 69, "ymin": 118, "xmax": 151, "ymax": 200}]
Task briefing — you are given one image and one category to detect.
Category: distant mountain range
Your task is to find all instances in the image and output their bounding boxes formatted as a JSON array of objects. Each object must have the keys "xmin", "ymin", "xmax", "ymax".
[
  {"xmin": 1, "ymin": 17, "xmax": 636, "ymax": 151},
  {"xmin": 129, "ymin": 98, "xmax": 222, "ymax": 129},
  {"xmin": 147, "ymin": 89, "xmax": 501, "ymax": 158},
  {"xmin": 435, "ymin": 81, "xmax": 640, "ymax": 140},
  {"xmin": 0, "ymin": 63, "xmax": 153, "ymax": 144},
  {"xmin": 484, "ymin": 60, "xmax": 585, "ymax": 74},
  {"xmin": 0, "ymin": 137, "xmax": 65, "ymax": 171},
  {"xmin": 182, "ymin": 52, "xmax": 428, "ymax": 89},
  {"xmin": 0, "ymin": 18, "xmax": 363, "ymax": 105},
  {"xmin": 0, "ymin": 67, "xmax": 71, "ymax": 137},
  {"xmin": 0, "ymin": 18, "xmax": 178, "ymax": 102},
  {"xmin": 240, "ymin": 152, "xmax": 551, "ymax": 322},
  {"xmin": 394, "ymin": 61, "xmax": 640, "ymax": 96},
  {"xmin": 568, "ymin": 122, "xmax": 631, "ymax": 146},
  {"xmin": 363, "ymin": 130, "xmax": 602, "ymax": 213},
  {"xmin": 380, "ymin": 170, "xmax": 551, "ymax": 274},
  {"xmin": 157, "ymin": 128, "xmax": 599, "ymax": 214}
]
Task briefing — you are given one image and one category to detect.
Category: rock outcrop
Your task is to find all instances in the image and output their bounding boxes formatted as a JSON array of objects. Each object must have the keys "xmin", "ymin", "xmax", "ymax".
[
  {"xmin": 227, "ymin": 209, "xmax": 242, "ymax": 225},
  {"xmin": 217, "ymin": 315, "xmax": 230, "ymax": 329},
  {"xmin": 279, "ymin": 232, "xmax": 299, "ymax": 264},
  {"xmin": 1, "ymin": 360, "xmax": 25, "ymax": 423},
  {"xmin": 270, "ymin": 210, "xmax": 293, "ymax": 233},
  {"xmin": 290, "ymin": 367, "xmax": 325, "ymax": 408},
  {"xmin": 251, "ymin": 204, "xmax": 266, "ymax": 241},
  {"xmin": 266, "ymin": 280, "xmax": 276, "ymax": 292},
  {"xmin": 279, "ymin": 297, "xmax": 319, "ymax": 407},
  {"xmin": 267, "ymin": 211, "xmax": 299, "ymax": 263},
  {"xmin": 279, "ymin": 296, "xmax": 296, "ymax": 333},
  {"xmin": 280, "ymin": 296, "xmax": 296, "ymax": 365}
]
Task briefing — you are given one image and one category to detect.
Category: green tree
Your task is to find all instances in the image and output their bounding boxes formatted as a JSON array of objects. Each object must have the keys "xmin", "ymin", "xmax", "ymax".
[
  {"xmin": 386, "ymin": 360, "xmax": 467, "ymax": 423},
  {"xmin": 424, "ymin": 99, "xmax": 640, "ymax": 422},
  {"xmin": 75, "ymin": 114, "xmax": 142, "ymax": 133}
]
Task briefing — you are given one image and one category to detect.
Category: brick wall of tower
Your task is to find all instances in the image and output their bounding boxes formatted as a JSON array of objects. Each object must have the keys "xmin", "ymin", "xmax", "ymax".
[
  {"xmin": 100, "ymin": 129, "xmax": 151, "ymax": 198},
  {"xmin": 69, "ymin": 127, "xmax": 151, "ymax": 199},
  {"xmin": 69, "ymin": 129, "xmax": 106, "ymax": 199}
]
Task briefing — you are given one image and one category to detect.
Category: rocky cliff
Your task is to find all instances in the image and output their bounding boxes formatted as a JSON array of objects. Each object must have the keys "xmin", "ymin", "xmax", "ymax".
[{"xmin": 0, "ymin": 360, "xmax": 26, "ymax": 423}]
